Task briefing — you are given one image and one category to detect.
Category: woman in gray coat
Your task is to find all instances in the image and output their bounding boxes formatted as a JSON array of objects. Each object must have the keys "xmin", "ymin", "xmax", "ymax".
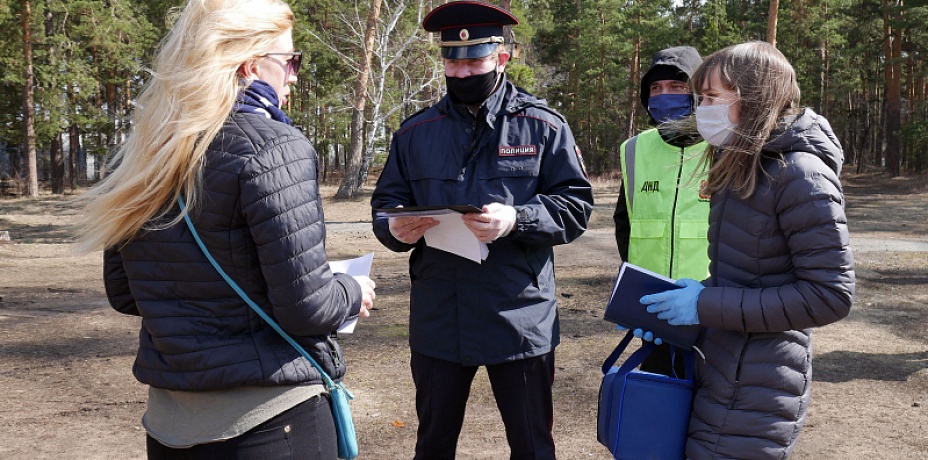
[{"xmin": 640, "ymin": 41, "xmax": 855, "ymax": 459}]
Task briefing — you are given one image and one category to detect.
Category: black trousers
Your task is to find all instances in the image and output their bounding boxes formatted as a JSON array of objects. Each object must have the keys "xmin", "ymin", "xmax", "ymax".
[
  {"xmin": 411, "ymin": 350, "xmax": 557, "ymax": 460},
  {"xmin": 146, "ymin": 394, "xmax": 338, "ymax": 460}
]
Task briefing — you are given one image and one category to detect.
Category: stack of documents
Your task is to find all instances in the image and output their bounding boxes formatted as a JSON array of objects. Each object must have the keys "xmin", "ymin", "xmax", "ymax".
[{"xmin": 375, "ymin": 206, "xmax": 488, "ymax": 263}]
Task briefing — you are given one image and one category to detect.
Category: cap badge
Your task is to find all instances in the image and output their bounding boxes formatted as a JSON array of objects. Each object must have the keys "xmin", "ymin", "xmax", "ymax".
[{"xmin": 459, "ymin": 28, "xmax": 470, "ymax": 41}]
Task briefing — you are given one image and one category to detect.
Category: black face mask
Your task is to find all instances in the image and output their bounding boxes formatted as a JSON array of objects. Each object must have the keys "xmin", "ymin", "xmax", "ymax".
[{"xmin": 446, "ymin": 68, "xmax": 499, "ymax": 106}]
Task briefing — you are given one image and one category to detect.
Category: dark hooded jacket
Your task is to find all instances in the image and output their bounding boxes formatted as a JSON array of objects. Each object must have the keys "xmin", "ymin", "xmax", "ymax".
[
  {"xmin": 687, "ymin": 108, "xmax": 856, "ymax": 460},
  {"xmin": 639, "ymin": 46, "xmax": 703, "ymax": 126},
  {"xmin": 104, "ymin": 112, "xmax": 363, "ymax": 391}
]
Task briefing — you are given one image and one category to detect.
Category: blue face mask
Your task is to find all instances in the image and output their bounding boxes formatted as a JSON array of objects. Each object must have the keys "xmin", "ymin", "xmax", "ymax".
[{"xmin": 647, "ymin": 93, "xmax": 694, "ymax": 123}]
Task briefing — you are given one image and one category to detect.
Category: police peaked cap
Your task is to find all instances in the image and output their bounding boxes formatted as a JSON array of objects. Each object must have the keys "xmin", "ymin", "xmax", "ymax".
[{"xmin": 423, "ymin": 1, "xmax": 518, "ymax": 59}]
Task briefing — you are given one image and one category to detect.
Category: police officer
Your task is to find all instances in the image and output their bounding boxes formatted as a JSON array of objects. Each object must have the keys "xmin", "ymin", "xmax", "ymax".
[
  {"xmin": 612, "ymin": 46, "xmax": 710, "ymax": 375},
  {"xmin": 370, "ymin": 2, "xmax": 593, "ymax": 459}
]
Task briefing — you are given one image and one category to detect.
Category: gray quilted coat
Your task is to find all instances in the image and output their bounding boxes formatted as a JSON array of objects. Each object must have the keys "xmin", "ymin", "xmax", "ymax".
[
  {"xmin": 687, "ymin": 109, "xmax": 855, "ymax": 460},
  {"xmin": 104, "ymin": 112, "xmax": 363, "ymax": 391}
]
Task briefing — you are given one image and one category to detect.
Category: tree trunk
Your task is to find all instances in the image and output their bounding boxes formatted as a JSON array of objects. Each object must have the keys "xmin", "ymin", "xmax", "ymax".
[
  {"xmin": 844, "ymin": 91, "xmax": 856, "ymax": 167},
  {"xmin": 625, "ymin": 36, "xmax": 640, "ymax": 140},
  {"xmin": 21, "ymin": 0, "xmax": 39, "ymax": 197},
  {"xmin": 69, "ymin": 124, "xmax": 80, "ymax": 187},
  {"xmin": 106, "ymin": 79, "xmax": 118, "ymax": 154},
  {"xmin": 50, "ymin": 133, "xmax": 63, "ymax": 194},
  {"xmin": 766, "ymin": 0, "xmax": 779, "ymax": 46},
  {"xmin": 820, "ymin": 39, "xmax": 829, "ymax": 117},
  {"xmin": 883, "ymin": 0, "xmax": 901, "ymax": 176},
  {"xmin": 46, "ymin": 0, "xmax": 65, "ymax": 194},
  {"xmin": 336, "ymin": 0, "xmax": 383, "ymax": 199}
]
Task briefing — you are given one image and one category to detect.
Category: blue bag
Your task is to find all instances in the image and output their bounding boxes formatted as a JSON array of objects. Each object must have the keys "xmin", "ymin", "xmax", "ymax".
[
  {"xmin": 597, "ymin": 330, "xmax": 694, "ymax": 460},
  {"xmin": 328, "ymin": 382, "xmax": 358, "ymax": 459},
  {"xmin": 180, "ymin": 198, "xmax": 359, "ymax": 459}
]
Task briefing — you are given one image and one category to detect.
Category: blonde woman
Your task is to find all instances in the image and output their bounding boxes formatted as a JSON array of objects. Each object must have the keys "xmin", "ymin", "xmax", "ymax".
[
  {"xmin": 77, "ymin": 0, "xmax": 374, "ymax": 458},
  {"xmin": 640, "ymin": 41, "xmax": 855, "ymax": 459}
]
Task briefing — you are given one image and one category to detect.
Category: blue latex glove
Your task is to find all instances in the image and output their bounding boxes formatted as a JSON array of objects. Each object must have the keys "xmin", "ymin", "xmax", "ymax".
[
  {"xmin": 640, "ymin": 278, "xmax": 704, "ymax": 325},
  {"xmin": 616, "ymin": 325, "xmax": 663, "ymax": 346}
]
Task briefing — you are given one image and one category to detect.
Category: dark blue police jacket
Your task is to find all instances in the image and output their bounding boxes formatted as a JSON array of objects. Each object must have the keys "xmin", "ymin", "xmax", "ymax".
[{"xmin": 371, "ymin": 76, "xmax": 594, "ymax": 366}]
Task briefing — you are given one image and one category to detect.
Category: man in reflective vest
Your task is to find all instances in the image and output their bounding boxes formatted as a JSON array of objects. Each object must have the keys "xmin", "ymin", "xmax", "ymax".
[{"xmin": 613, "ymin": 46, "xmax": 710, "ymax": 375}]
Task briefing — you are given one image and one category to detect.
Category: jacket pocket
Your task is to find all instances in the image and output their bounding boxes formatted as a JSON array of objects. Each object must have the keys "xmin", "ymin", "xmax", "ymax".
[
  {"xmin": 479, "ymin": 155, "xmax": 541, "ymax": 179},
  {"xmin": 630, "ymin": 220, "xmax": 666, "ymax": 239},
  {"xmin": 406, "ymin": 158, "xmax": 462, "ymax": 204},
  {"xmin": 677, "ymin": 221, "xmax": 709, "ymax": 278},
  {"xmin": 678, "ymin": 221, "xmax": 707, "ymax": 239},
  {"xmin": 407, "ymin": 163, "xmax": 460, "ymax": 181}
]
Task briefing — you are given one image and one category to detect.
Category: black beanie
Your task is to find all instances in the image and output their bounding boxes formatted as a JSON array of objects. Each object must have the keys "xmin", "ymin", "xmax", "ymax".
[
  {"xmin": 639, "ymin": 46, "xmax": 703, "ymax": 110},
  {"xmin": 642, "ymin": 65, "xmax": 688, "ymax": 92}
]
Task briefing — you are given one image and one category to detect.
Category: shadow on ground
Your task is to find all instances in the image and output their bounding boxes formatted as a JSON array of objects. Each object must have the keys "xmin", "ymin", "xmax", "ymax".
[{"xmin": 814, "ymin": 350, "xmax": 928, "ymax": 383}]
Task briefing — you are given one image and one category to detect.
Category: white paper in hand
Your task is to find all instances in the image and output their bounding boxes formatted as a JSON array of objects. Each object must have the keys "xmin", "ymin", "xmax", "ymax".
[
  {"xmin": 328, "ymin": 252, "xmax": 373, "ymax": 277},
  {"xmin": 328, "ymin": 252, "xmax": 374, "ymax": 333},
  {"xmin": 423, "ymin": 213, "xmax": 488, "ymax": 263}
]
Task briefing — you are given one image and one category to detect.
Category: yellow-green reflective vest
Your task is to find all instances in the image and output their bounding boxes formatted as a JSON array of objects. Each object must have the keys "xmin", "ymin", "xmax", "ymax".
[{"xmin": 620, "ymin": 128, "xmax": 710, "ymax": 280}]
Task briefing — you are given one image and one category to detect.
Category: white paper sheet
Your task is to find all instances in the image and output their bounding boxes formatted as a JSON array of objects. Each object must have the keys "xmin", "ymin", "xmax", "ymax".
[
  {"xmin": 328, "ymin": 252, "xmax": 373, "ymax": 277},
  {"xmin": 423, "ymin": 213, "xmax": 489, "ymax": 263},
  {"xmin": 329, "ymin": 252, "xmax": 374, "ymax": 333}
]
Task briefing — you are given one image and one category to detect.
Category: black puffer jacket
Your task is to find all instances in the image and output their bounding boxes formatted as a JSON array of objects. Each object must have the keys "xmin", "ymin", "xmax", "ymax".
[
  {"xmin": 104, "ymin": 112, "xmax": 362, "ymax": 391},
  {"xmin": 688, "ymin": 109, "xmax": 855, "ymax": 460}
]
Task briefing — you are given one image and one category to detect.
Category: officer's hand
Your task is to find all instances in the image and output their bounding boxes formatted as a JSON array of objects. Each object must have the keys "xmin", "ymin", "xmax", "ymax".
[
  {"xmin": 388, "ymin": 214, "xmax": 439, "ymax": 244},
  {"xmin": 352, "ymin": 275, "xmax": 376, "ymax": 318},
  {"xmin": 462, "ymin": 203, "xmax": 516, "ymax": 243}
]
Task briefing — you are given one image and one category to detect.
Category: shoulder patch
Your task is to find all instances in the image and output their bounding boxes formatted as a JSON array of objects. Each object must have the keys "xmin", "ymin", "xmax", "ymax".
[
  {"xmin": 575, "ymin": 145, "xmax": 589, "ymax": 178},
  {"xmin": 400, "ymin": 105, "xmax": 433, "ymax": 127},
  {"xmin": 531, "ymin": 104, "xmax": 568, "ymax": 124},
  {"xmin": 507, "ymin": 100, "xmax": 567, "ymax": 124}
]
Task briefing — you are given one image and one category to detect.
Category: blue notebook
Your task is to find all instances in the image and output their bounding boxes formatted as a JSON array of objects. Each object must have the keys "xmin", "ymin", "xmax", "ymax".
[{"xmin": 603, "ymin": 262, "xmax": 701, "ymax": 350}]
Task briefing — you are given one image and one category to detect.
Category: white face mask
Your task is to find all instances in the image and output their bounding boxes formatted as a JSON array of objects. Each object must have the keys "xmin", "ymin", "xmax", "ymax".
[{"xmin": 695, "ymin": 104, "xmax": 736, "ymax": 146}]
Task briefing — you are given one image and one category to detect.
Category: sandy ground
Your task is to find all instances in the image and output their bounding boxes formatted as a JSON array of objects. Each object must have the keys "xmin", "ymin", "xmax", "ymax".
[{"xmin": 0, "ymin": 171, "xmax": 926, "ymax": 459}]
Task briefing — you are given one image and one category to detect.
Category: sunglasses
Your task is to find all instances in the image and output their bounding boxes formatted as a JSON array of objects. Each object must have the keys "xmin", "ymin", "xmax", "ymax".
[{"xmin": 262, "ymin": 51, "xmax": 303, "ymax": 76}]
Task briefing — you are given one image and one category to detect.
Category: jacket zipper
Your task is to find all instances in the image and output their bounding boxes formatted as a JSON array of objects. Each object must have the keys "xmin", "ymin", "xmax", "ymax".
[
  {"xmin": 460, "ymin": 115, "xmax": 481, "ymax": 179},
  {"xmin": 328, "ymin": 335, "xmax": 342, "ymax": 369},
  {"xmin": 729, "ymin": 333, "xmax": 751, "ymax": 409},
  {"xmin": 669, "ymin": 146, "xmax": 685, "ymax": 278}
]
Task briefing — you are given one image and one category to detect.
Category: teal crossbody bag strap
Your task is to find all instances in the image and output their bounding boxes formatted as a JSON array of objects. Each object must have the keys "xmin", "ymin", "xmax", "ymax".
[
  {"xmin": 177, "ymin": 197, "xmax": 345, "ymax": 393},
  {"xmin": 178, "ymin": 197, "xmax": 359, "ymax": 459}
]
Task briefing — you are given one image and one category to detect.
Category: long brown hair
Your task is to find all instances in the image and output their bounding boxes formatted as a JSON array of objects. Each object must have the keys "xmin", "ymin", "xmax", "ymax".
[{"xmin": 692, "ymin": 41, "xmax": 801, "ymax": 198}]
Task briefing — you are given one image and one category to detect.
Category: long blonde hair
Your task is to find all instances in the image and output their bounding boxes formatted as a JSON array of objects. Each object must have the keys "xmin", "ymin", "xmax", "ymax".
[
  {"xmin": 76, "ymin": 0, "xmax": 294, "ymax": 253},
  {"xmin": 692, "ymin": 41, "xmax": 801, "ymax": 198}
]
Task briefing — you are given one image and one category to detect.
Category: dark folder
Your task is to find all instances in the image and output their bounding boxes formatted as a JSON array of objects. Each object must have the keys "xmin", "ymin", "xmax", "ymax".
[
  {"xmin": 373, "ymin": 205, "xmax": 482, "ymax": 217},
  {"xmin": 604, "ymin": 262, "xmax": 701, "ymax": 350}
]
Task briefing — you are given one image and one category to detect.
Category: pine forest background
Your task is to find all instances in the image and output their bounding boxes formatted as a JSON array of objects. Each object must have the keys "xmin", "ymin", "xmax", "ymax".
[{"xmin": 0, "ymin": 0, "xmax": 926, "ymax": 198}]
